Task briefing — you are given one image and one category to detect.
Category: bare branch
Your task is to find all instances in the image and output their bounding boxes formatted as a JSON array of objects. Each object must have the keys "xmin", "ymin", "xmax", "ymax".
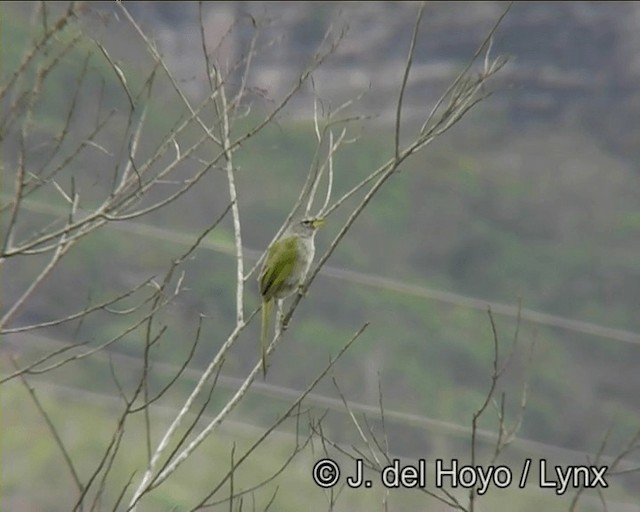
[
  {"xmin": 1, "ymin": 277, "xmax": 153, "ymax": 335},
  {"xmin": 213, "ymin": 60, "xmax": 245, "ymax": 325},
  {"xmin": 394, "ymin": 2, "xmax": 425, "ymax": 162},
  {"xmin": 189, "ymin": 325, "xmax": 368, "ymax": 511},
  {"xmin": 13, "ymin": 359, "xmax": 83, "ymax": 494}
]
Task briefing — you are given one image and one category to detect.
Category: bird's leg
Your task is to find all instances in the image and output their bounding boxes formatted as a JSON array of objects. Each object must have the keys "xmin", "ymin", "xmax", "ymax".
[{"xmin": 297, "ymin": 283, "xmax": 307, "ymax": 299}]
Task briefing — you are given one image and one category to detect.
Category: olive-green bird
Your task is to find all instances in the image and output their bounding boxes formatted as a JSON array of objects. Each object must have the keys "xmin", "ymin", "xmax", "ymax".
[{"xmin": 259, "ymin": 217, "xmax": 325, "ymax": 376}]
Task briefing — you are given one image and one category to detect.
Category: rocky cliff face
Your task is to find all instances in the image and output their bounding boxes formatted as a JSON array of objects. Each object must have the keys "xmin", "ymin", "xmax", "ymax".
[{"xmin": 123, "ymin": 1, "xmax": 639, "ymax": 158}]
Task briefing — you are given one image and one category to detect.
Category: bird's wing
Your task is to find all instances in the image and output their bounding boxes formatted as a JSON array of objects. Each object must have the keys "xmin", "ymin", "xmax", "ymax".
[{"xmin": 259, "ymin": 235, "xmax": 299, "ymax": 300}]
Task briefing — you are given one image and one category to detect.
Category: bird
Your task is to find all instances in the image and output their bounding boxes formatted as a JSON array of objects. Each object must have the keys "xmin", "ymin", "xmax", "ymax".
[{"xmin": 258, "ymin": 217, "xmax": 325, "ymax": 377}]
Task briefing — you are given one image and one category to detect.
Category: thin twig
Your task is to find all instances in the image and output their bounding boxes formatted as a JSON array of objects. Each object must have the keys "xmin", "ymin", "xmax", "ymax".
[{"xmin": 13, "ymin": 359, "xmax": 83, "ymax": 494}]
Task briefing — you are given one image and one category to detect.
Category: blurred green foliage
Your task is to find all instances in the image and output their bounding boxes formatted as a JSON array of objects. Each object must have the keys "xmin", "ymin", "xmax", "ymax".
[{"xmin": 2, "ymin": 3, "xmax": 638, "ymax": 510}]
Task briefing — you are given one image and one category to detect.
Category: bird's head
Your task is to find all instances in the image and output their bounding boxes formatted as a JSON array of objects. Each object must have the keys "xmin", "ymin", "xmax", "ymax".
[{"xmin": 293, "ymin": 217, "xmax": 325, "ymax": 237}]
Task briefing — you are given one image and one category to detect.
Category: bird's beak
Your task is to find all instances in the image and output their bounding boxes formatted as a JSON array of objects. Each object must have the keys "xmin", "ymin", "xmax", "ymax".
[{"xmin": 311, "ymin": 218, "xmax": 325, "ymax": 229}]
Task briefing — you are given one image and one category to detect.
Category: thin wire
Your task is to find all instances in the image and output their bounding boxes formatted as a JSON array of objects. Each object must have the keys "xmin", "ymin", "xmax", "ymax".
[
  {"xmin": 8, "ymin": 333, "xmax": 640, "ymax": 473},
  {"xmin": 5, "ymin": 194, "xmax": 639, "ymax": 346}
]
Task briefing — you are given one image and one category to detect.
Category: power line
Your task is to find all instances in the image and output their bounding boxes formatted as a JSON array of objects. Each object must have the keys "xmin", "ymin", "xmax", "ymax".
[
  {"xmin": 8, "ymin": 331, "xmax": 640, "ymax": 473},
  {"xmin": 7, "ymin": 194, "xmax": 640, "ymax": 346},
  {"xmin": 9, "ymin": 377, "xmax": 638, "ymax": 510},
  {"xmin": 319, "ymin": 266, "xmax": 640, "ymax": 345}
]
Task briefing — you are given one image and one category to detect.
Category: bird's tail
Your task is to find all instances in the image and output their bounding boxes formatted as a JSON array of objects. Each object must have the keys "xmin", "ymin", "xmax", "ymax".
[{"xmin": 261, "ymin": 299, "xmax": 272, "ymax": 377}]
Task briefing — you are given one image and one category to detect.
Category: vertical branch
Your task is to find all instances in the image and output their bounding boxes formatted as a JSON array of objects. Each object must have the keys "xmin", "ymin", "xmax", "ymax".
[
  {"xmin": 394, "ymin": 2, "xmax": 425, "ymax": 161},
  {"xmin": 1, "ymin": 132, "xmax": 27, "ymax": 256},
  {"xmin": 213, "ymin": 63, "xmax": 244, "ymax": 324},
  {"xmin": 198, "ymin": 1, "xmax": 215, "ymax": 92},
  {"xmin": 469, "ymin": 308, "xmax": 500, "ymax": 511},
  {"xmin": 316, "ymin": 127, "xmax": 343, "ymax": 216}
]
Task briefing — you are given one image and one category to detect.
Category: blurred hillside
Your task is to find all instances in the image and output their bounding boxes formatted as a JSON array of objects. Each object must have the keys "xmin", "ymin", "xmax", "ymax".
[
  {"xmin": 2, "ymin": 2, "xmax": 639, "ymax": 511},
  {"xmin": 124, "ymin": 1, "xmax": 640, "ymax": 159}
]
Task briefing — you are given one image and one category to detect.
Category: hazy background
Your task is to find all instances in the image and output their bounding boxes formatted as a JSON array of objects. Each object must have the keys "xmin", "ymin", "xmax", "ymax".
[{"xmin": 2, "ymin": 2, "xmax": 639, "ymax": 511}]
